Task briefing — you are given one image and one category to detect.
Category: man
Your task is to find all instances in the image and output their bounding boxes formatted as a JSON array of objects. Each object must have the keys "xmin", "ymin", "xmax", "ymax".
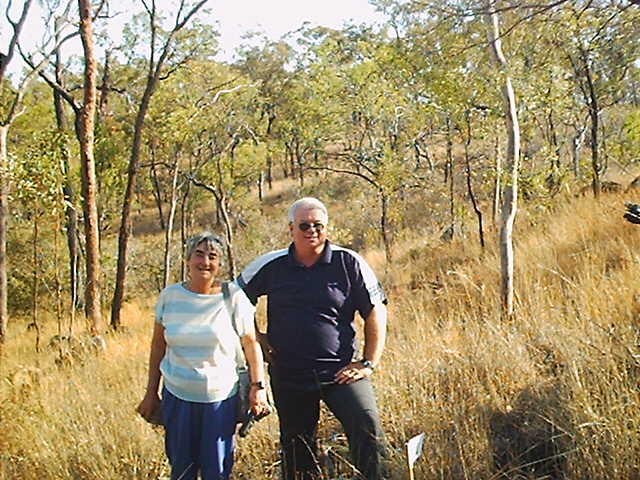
[{"xmin": 237, "ymin": 197, "xmax": 388, "ymax": 480}]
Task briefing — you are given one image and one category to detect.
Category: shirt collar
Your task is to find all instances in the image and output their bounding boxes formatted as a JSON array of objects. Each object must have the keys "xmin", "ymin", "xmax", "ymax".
[{"xmin": 288, "ymin": 240, "xmax": 333, "ymax": 267}]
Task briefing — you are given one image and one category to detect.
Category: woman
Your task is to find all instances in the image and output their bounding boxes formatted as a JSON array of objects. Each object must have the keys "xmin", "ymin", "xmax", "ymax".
[{"xmin": 137, "ymin": 232, "xmax": 269, "ymax": 480}]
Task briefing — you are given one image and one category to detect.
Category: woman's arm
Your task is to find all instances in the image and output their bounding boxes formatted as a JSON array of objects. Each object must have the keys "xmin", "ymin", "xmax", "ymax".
[
  {"xmin": 137, "ymin": 321, "xmax": 166, "ymax": 421},
  {"xmin": 240, "ymin": 332, "xmax": 269, "ymax": 414}
]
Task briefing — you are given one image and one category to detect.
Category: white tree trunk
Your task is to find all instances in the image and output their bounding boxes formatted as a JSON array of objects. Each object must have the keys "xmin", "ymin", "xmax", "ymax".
[
  {"xmin": 492, "ymin": 133, "xmax": 502, "ymax": 227},
  {"xmin": 163, "ymin": 155, "xmax": 181, "ymax": 288},
  {"xmin": 0, "ymin": 126, "xmax": 8, "ymax": 345},
  {"xmin": 486, "ymin": 0, "xmax": 521, "ymax": 316}
]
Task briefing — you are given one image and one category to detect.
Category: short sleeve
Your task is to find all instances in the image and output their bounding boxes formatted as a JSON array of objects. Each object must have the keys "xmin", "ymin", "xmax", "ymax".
[
  {"xmin": 229, "ymin": 281, "xmax": 256, "ymax": 337},
  {"xmin": 348, "ymin": 251, "xmax": 387, "ymax": 319}
]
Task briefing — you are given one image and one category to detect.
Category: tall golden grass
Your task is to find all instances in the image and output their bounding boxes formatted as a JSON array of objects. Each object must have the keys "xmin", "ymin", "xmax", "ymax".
[{"xmin": 2, "ymin": 190, "xmax": 640, "ymax": 479}]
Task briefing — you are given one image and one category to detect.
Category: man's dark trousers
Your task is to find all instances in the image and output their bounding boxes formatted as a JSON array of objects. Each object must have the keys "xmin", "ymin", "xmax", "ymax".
[{"xmin": 271, "ymin": 375, "xmax": 386, "ymax": 480}]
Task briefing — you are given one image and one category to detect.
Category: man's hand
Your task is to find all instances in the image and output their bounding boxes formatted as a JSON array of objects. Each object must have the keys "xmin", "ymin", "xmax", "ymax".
[{"xmin": 334, "ymin": 361, "xmax": 373, "ymax": 384}]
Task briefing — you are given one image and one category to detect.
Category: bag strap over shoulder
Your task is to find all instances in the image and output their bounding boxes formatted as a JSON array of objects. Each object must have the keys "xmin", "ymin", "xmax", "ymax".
[
  {"xmin": 222, "ymin": 281, "xmax": 239, "ymax": 336},
  {"xmin": 222, "ymin": 281, "xmax": 247, "ymax": 369}
]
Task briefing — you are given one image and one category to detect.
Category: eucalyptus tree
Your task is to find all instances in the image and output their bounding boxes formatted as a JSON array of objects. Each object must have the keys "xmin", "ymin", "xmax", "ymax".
[
  {"xmin": 13, "ymin": 130, "xmax": 68, "ymax": 352},
  {"xmin": 484, "ymin": 0, "xmax": 522, "ymax": 316},
  {"xmin": 235, "ymin": 37, "xmax": 295, "ymax": 192},
  {"xmin": 0, "ymin": 0, "xmax": 35, "ymax": 346},
  {"xmin": 17, "ymin": 0, "xmax": 108, "ymax": 334},
  {"xmin": 555, "ymin": 1, "xmax": 640, "ymax": 195},
  {"xmin": 299, "ymin": 26, "xmax": 425, "ymax": 262},
  {"xmin": 110, "ymin": 0, "xmax": 213, "ymax": 330},
  {"xmin": 182, "ymin": 62, "xmax": 264, "ymax": 278}
]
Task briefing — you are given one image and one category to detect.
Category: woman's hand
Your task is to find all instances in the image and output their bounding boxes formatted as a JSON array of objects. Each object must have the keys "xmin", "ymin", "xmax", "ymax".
[
  {"xmin": 136, "ymin": 391, "xmax": 161, "ymax": 422},
  {"xmin": 249, "ymin": 384, "xmax": 270, "ymax": 416}
]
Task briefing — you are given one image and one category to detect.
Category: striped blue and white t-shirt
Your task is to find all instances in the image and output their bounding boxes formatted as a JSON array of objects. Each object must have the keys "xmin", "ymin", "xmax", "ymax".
[{"xmin": 156, "ymin": 281, "xmax": 255, "ymax": 403}]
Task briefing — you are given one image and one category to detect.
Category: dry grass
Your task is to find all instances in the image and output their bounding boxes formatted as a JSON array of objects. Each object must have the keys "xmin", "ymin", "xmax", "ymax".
[{"xmin": 2, "ymin": 189, "xmax": 640, "ymax": 479}]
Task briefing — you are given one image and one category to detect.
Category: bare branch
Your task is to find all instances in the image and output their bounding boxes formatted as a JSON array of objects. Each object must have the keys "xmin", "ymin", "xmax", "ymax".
[
  {"xmin": 18, "ymin": 43, "xmax": 80, "ymax": 113},
  {"xmin": 0, "ymin": 0, "xmax": 34, "ymax": 85}
]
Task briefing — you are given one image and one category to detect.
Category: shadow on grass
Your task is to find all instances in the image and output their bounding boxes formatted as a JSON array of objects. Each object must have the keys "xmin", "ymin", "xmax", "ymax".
[{"xmin": 488, "ymin": 382, "xmax": 573, "ymax": 480}]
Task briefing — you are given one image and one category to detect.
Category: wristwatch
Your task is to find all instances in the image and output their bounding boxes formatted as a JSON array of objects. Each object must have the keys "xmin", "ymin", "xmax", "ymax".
[
  {"xmin": 251, "ymin": 381, "xmax": 265, "ymax": 389},
  {"xmin": 361, "ymin": 359, "xmax": 375, "ymax": 370}
]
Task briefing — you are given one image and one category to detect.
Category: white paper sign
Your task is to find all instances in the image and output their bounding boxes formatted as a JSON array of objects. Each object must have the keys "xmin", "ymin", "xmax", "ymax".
[{"xmin": 406, "ymin": 432, "xmax": 426, "ymax": 466}]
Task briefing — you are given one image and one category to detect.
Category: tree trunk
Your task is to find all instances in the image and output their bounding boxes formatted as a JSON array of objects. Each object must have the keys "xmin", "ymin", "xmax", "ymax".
[
  {"xmin": 98, "ymin": 49, "xmax": 111, "ymax": 121},
  {"xmin": 218, "ymin": 197, "xmax": 237, "ymax": 279},
  {"xmin": 572, "ymin": 124, "xmax": 586, "ymax": 178},
  {"xmin": 111, "ymin": 68, "xmax": 158, "ymax": 330},
  {"xmin": 267, "ymin": 152, "xmax": 273, "ymax": 190},
  {"xmin": 110, "ymin": 0, "xmax": 209, "ymax": 328},
  {"xmin": 77, "ymin": 0, "xmax": 102, "ymax": 334},
  {"xmin": 54, "ymin": 18, "xmax": 81, "ymax": 319},
  {"xmin": 380, "ymin": 191, "xmax": 392, "ymax": 264},
  {"xmin": 586, "ymin": 67, "xmax": 601, "ymax": 196},
  {"xmin": 180, "ymin": 181, "xmax": 192, "ymax": 282},
  {"xmin": 163, "ymin": 154, "xmax": 181, "ymax": 288},
  {"xmin": 486, "ymin": 0, "xmax": 521, "ymax": 317},
  {"xmin": 446, "ymin": 116, "xmax": 455, "ymax": 238},
  {"xmin": 464, "ymin": 112, "xmax": 484, "ymax": 249},
  {"xmin": 444, "ymin": 116, "xmax": 453, "ymax": 185},
  {"xmin": 492, "ymin": 133, "xmax": 502, "ymax": 227},
  {"xmin": 32, "ymin": 216, "xmax": 41, "ymax": 353},
  {"xmin": 0, "ymin": 0, "xmax": 34, "ymax": 349},
  {"xmin": 149, "ymin": 152, "xmax": 167, "ymax": 231},
  {"xmin": 0, "ymin": 126, "xmax": 8, "ymax": 346}
]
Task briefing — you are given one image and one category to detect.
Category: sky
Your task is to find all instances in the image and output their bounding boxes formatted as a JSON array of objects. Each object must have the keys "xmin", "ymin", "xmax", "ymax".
[{"xmin": 1, "ymin": 0, "xmax": 385, "ymax": 79}]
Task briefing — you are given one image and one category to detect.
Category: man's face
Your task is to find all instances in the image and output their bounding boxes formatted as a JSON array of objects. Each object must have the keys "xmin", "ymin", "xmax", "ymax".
[{"xmin": 290, "ymin": 207, "xmax": 327, "ymax": 252}]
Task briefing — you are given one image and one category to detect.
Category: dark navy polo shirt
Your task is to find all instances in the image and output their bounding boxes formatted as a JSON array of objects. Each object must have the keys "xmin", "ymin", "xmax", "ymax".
[{"xmin": 237, "ymin": 240, "xmax": 386, "ymax": 384}]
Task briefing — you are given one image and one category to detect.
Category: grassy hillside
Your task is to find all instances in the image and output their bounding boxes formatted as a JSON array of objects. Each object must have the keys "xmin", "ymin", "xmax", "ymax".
[{"xmin": 2, "ymin": 181, "xmax": 640, "ymax": 479}]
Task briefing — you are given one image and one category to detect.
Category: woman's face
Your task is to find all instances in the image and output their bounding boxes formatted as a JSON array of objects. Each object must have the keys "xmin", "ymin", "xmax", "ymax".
[{"xmin": 187, "ymin": 241, "xmax": 221, "ymax": 284}]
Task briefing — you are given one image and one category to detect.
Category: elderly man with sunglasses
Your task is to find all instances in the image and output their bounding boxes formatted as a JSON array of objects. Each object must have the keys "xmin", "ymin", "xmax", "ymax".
[{"xmin": 237, "ymin": 197, "xmax": 388, "ymax": 480}]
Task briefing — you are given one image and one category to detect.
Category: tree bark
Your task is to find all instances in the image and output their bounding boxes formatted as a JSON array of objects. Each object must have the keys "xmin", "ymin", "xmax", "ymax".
[
  {"xmin": 32, "ymin": 217, "xmax": 41, "ymax": 353},
  {"xmin": 446, "ymin": 116, "xmax": 455, "ymax": 239},
  {"xmin": 0, "ymin": 0, "xmax": 35, "ymax": 349},
  {"xmin": 492, "ymin": 133, "xmax": 502, "ymax": 227},
  {"xmin": 162, "ymin": 153, "xmax": 182, "ymax": 288},
  {"xmin": 464, "ymin": 112, "xmax": 485, "ymax": 249},
  {"xmin": 0, "ymin": 126, "xmax": 8, "ymax": 346},
  {"xmin": 486, "ymin": 0, "xmax": 521, "ymax": 317},
  {"xmin": 572, "ymin": 123, "xmax": 586, "ymax": 178},
  {"xmin": 54, "ymin": 15, "xmax": 80, "ymax": 322},
  {"xmin": 582, "ymin": 50, "xmax": 601, "ymax": 197},
  {"xmin": 77, "ymin": 0, "xmax": 103, "ymax": 334},
  {"xmin": 380, "ymin": 191, "xmax": 392, "ymax": 264},
  {"xmin": 149, "ymin": 144, "xmax": 167, "ymax": 231},
  {"xmin": 98, "ymin": 49, "xmax": 112, "ymax": 121}
]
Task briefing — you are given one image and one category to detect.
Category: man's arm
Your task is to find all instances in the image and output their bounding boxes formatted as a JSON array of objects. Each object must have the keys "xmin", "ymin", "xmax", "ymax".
[
  {"xmin": 362, "ymin": 303, "xmax": 387, "ymax": 367},
  {"xmin": 335, "ymin": 303, "xmax": 387, "ymax": 384}
]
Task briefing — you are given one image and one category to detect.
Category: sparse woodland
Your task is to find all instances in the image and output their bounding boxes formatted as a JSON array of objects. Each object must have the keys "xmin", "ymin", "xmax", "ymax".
[{"xmin": 1, "ymin": 0, "xmax": 640, "ymax": 478}]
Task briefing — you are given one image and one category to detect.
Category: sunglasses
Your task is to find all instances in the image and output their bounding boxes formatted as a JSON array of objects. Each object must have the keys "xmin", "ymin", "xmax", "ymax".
[{"xmin": 298, "ymin": 222, "xmax": 325, "ymax": 232}]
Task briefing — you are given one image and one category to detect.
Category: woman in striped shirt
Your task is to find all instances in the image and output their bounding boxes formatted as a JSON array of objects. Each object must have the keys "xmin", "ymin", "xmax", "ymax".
[{"xmin": 137, "ymin": 232, "xmax": 268, "ymax": 480}]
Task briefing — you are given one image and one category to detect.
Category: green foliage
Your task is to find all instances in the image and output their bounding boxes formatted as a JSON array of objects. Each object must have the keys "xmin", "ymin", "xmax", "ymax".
[{"xmin": 623, "ymin": 108, "xmax": 640, "ymax": 161}]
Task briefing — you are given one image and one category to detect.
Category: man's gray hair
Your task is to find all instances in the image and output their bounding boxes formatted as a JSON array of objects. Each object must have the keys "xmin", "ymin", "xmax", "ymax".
[
  {"xmin": 185, "ymin": 231, "xmax": 225, "ymax": 261},
  {"xmin": 288, "ymin": 197, "xmax": 329, "ymax": 224}
]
